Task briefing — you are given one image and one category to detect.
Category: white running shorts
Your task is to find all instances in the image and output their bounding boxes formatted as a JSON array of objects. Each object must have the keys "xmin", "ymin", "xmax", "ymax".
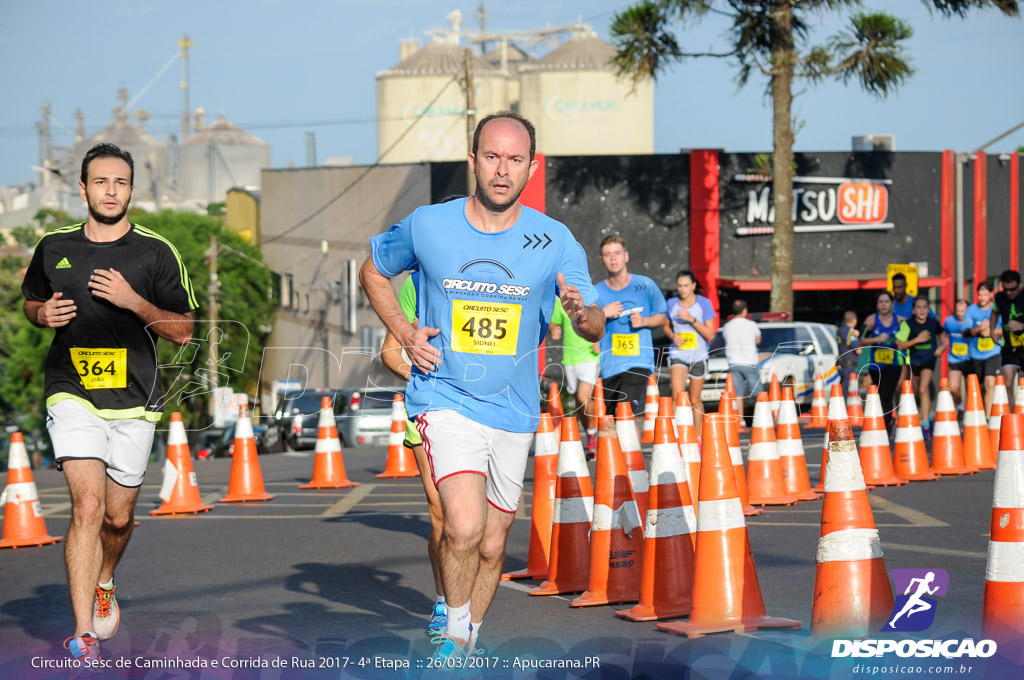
[
  {"xmin": 563, "ymin": 361, "xmax": 599, "ymax": 395},
  {"xmin": 47, "ymin": 399, "xmax": 155, "ymax": 488}
]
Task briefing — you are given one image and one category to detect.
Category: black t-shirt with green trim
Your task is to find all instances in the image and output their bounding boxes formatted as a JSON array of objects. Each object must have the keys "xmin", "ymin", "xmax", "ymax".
[
  {"xmin": 21, "ymin": 223, "xmax": 198, "ymax": 419},
  {"xmin": 993, "ymin": 290, "xmax": 1024, "ymax": 352},
  {"xmin": 896, "ymin": 316, "xmax": 943, "ymax": 366}
]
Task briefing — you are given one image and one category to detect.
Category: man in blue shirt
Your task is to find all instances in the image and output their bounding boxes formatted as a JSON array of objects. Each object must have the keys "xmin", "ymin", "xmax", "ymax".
[
  {"xmin": 595, "ymin": 235, "xmax": 668, "ymax": 417},
  {"xmin": 360, "ymin": 111, "xmax": 603, "ymax": 666}
]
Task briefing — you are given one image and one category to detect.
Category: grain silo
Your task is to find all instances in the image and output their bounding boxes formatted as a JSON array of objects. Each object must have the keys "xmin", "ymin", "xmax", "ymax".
[
  {"xmin": 377, "ymin": 37, "xmax": 515, "ymax": 163},
  {"xmin": 519, "ymin": 30, "xmax": 653, "ymax": 155},
  {"xmin": 482, "ymin": 41, "xmax": 533, "ymax": 106},
  {"xmin": 179, "ymin": 115, "xmax": 270, "ymax": 204}
]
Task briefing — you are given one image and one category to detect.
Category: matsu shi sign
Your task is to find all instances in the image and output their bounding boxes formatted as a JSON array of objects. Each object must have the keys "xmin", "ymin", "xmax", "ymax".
[{"xmin": 735, "ymin": 174, "xmax": 893, "ymax": 236}]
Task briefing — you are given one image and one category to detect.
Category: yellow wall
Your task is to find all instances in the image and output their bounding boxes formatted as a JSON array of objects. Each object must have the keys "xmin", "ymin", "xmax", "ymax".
[{"xmin": 225, "ymin": 190, "xmax": 260, "ymax": 245}]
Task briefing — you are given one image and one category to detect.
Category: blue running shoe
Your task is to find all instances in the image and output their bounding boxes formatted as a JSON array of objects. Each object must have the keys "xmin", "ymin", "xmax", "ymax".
[
  {"xmin": 63, "ymin": 633, "xmax": 100, "ymax": 661},
  {"xmin": 422, "ymin": 630, "xmax": 471, "ymax": 679},
  {"xmin": 426, "ymin": 602, "xmax": 447, "ymax": 636}
]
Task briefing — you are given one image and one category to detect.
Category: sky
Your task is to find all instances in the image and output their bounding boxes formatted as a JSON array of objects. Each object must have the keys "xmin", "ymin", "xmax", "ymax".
[{"xmin": 1, "ymin": 0, "xmax": 1023, "ymax": 188}]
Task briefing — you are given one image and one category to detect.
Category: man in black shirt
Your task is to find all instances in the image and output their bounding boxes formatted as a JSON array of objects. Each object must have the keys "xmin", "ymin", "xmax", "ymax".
[
  {"xmin": 991, "ymin": 269, "xmax": 1023, "ymax": 411},
  {"xmin": 21, "ymin": 143, "xmax": 196, "ymax": 660}
]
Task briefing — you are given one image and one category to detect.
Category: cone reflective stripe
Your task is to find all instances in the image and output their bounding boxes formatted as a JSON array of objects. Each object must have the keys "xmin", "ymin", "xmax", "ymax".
[
  {"xmin": 964, "ymin": 373, "xmax": 997, "ymax": 470},
  {"xmin": 616, "ymin": 402, "xmax": 650, "ymax": 521},
  {"xmin": 594, "ymin": 378, "xmax": 606, "ymax": 419},
  {"xmin": 989, "ymin": 376, "xmax": 1010, "ymax": 457},
  {"xmin": 846, "ymin": 374, "xmax": 864, "ymax": 428},
  {"xmin": 503, "ymin": 413, "xmax": 559, "ymax": 580},
  {"xmin": 0, "ymin": 433, "xmax": 62, "ymax": 548},
  {"xmin": 893, "ymin": 381, "xmax": 939, "ymax": 481},
  {"xmin": 813, "ymin": 384, "xmax": 851, "ymax": 493},
  {"xmin": 858, "ymin": 387, "xmax": 906, "ymax": 487},
  {"xmin": 617, "ymin": 408, "xmax": 696, "ymax": 621},
  {"xmin": 747, "ymin": 394, "xmax": 797, "ymax": 506},
  {"xmin": 674, "ymin": 391, "xmax": 701, "ymax": 504},
  {"xmin": 768, "ymin": 373, "xmax": 782, "ymax": 423},
  {"xmin": 811, "ymin": 420, "xmax": 894, "ymax": 638},
  {"xmin": 657, "ymin": 417, "xmax": 801, "ymax": 638},
  {"xmin": 302, "ymin": 397, "xmax": 360, "ymax": 489},
  {"xmin": 930, "ymin": 380, "xmax": 975, "ymax": 475},
  {"xmin": 808, "ymin": 374, "xmax": 829, "ymax": 428},
  {"xmin": 572, "ymin": 416, "xmax": 643, "ymax": 607},
  {"xmin": 982, "ymin": 413, "xmax": 1024, "ymax": 640},
  {"xmin": 376, "ymin": 394, "xmax": 419, "ymax": 478},
  {"xmin": 641, "ymin": 374, "xmax": 659, "ymax": 444},
  {"xmin": 776, "ymin": 387, "xmax": 820, "ymax": 501},
  {"xmin": 718, "ymin": 393, "xmax": 760, "ymax": 517},
  {"xmin": 151, "ymin": 413, "xmax": 214, "ymax": 515},
  {"xmin": 1015, "ymin": 377, "xmax": 1024, "ymax": 415},
  {"xmin": 547, "ymin": 382, "xmax": 564, "ymax": 430},
  {"xmin": 219, "ymin": 407, "xmax": 275, "ymax": 502},
  {"xmin": 531, "ymin": 416, "xmax": 593, "ymax": 596}
]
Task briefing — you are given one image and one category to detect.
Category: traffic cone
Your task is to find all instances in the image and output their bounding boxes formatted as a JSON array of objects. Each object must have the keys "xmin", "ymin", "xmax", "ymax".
[
  {"xmin": 811, "ymin": 419, "xmax": 894, "ymax": 638},
  {"xmin": 930, "ymin": 379, "xmax": 975, "ymax": 476},
  {"xmin": 616, "ymin": 402, "xmax": 649, "ymax": 521},
  {"xmin": 724, "ymin": 373, "xmax": 743, "ymax": 423},
  {"xmin": 641, "ymin": 374, "xmax": 659, "ymax": 444},
  {"xmin": 747, "ymin": 394, "xmax": 797, "ymax": 506},
  {"xmin": 300, "ymin": 397, "xmax": 360, "ymax": 489},
  {"xmin": 989, "ymin": 376, "xmax": 1010, "ymax": 458},
  {"xmin": 808, "ymin": 374, "xmax": 829, "ymax": 428},
  {"xmin": 219, "ymin": 406, "xmax": 275, "ymax": 503},
  {"xmin": 530, "ymin": 416, "xmax": 593, "ymax": 596},
  {"xmin": 594, "ymin": 378, "xmax": 607, "ymax": 419},
  {"xmin": 858, "ymin": 387, "xmax": 906, "ymax": 487},
  {"xmin": 768, "ymin": 373, "xmax": 782, "ymax": 423},
  {"xmin": 982, "ymin": 413, "xmax": 1024, "ymax": 641},
  {"xmin": 151, "ymin": 413, "xmax": 214, "ymax": 515},
  {"xmin": 846, "ymin": 373, "xmax": 864, "ymax": 428},
  {"xmin": 657, "ymin": 417, "xmax": 801, "ymax": 638},
  {"xmin": 813, "ymin": 383, "xmax": 851, "ymax": 493},
  {"xmin": 718, "ymin": 393, "xmax": 760, "ymax": 516},
  {"xmin": 674, "ymin": 391, "xmax": 701, "ymax": 503},
  {"xmin": 376, "ymin": 394, "xmax": 419, "ymax": 478},
  {"xmin": 547, "ymin": 382, "xmax": 564, "ymax": 430},
  {"xmin": 776, "ymin": 387, "xmax": 820, "ymax": 501},
  {"xmin": 0, "ymin": 433, "xmax": 62, "ymax": 548},
  {"xmin": 1014, "ymin": 377, "xmax": 1024, "ymax": 415},
  {"xmin": 616, "ymin": 406, "xmax": 697, "ymax": 621},
  {"xmin": 571, "ymin": 416, "xmax": 643, "ymax": 607},
  {"xmin": 503, "ymin": 413, "xmax": 559, "ymax": 580},
  {"xmin": 893, "ymin": 381, "xmax": 939, "ymax": 482},
  {"xmin": 964, "ymin": 373, "xmax": 997, "ymax": 470}
]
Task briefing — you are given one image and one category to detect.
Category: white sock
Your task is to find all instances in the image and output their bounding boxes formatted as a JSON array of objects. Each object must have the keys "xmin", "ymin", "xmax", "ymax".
[
  {"xmin": 445, "ymin": 601, "xmax": 471, "ymax": 640},
  {"xmin": 435, "ymin": 594, "xmax": 445, "ymax": 605},
  {"xmin": 470, "ymin": 621, "xmax": 482, "ymax": 648},
  {"xmin": 586, "ymin": 429, "xmax": 596, "ymax": 436},
  {"xmin": 98, "ymin": 580, "xmax": 113, "ymax": 590}
]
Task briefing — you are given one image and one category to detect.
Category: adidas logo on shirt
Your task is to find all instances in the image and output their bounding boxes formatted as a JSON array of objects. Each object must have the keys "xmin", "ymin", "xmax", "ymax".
[{"xmin": 56, "ymin": 257, "xmax": 71, "ymax": 269}]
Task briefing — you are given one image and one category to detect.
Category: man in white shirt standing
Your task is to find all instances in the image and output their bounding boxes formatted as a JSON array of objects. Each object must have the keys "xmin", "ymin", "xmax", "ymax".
[{"xmin": 721, "ymin": 299, "xmax": 762, "ymax": 421}]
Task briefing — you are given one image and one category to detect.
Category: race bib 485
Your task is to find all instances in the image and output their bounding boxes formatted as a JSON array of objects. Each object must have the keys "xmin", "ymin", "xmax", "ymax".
[{"xmin": 451, "ymin": 301, "xmax": 521, "ymax": 355}]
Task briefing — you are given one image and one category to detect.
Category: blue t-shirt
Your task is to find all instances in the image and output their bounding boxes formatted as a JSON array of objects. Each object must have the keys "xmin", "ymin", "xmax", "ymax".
[
  {"xmin": 964, "ymin": 303, "xmax": 1001, "ymax": 360},
  {"xmin": 596, "ymin": 274, "xmax": 668, "ymax": 378},
  {"xmin": 369, "ymin": 198, "xmax": 597, "ymax": 433},
  {"xmin": 943, "ymin": 315, "xmax": 970, "ymax": 365},
  {"xmin": 666, "ymin": 295, "xmax": 716, "ymax": 363},
  {"xmin": 868, "ymin": 314, "xmax": 904, "ymax": 367}
]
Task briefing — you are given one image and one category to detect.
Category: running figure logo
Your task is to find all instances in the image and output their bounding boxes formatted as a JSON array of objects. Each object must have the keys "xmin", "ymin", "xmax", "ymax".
[{"xmin": 882, "ymin": 568, "xmax": 949, "ymax": 632}]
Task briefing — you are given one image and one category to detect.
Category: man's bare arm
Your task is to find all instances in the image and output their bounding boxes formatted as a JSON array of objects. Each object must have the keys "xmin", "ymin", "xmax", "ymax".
[{"xmin": 359, "ymin": 257, "xmax": 441, "ymax": 372}]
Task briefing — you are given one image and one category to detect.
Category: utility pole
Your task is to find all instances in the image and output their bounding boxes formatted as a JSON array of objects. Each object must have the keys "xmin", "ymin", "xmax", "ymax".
[
  {"xmin": 179, "ymin": 35, "xmax": 194, "ymax": 139},
  {"xmin": 207, "ymin": 235, "xmax": 220, "ymax": 388},
  {"xmin": 464, "ymin": 48, "xmax": 476, "ymax": 196}
]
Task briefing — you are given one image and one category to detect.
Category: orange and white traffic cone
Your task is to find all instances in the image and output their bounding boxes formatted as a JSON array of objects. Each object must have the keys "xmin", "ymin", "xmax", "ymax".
[
  {"xmin": 151, "ymin": 413, "xmax": 214, "ymax": 515},
  {"xmin": 376, "ymin": 394, "xmax": 419, "ymax": 478},
  {"xmin": 724, "ymin": 373, "xmax": 743, "ymax": 424},
  {"xmin": 1014, "ymin": 377, "xmax": 1024, "ymax": 415},
  {"xmin": 808, "ymin": 373, "xmax": 829, "ymax": 428},
  {"xmin": 846, "ymin": 373, "xmax": 864, "ymax": 428},
  {"xmin": 768, "ymin": 373, "xmax": 782, "ymax": 424},
  {"xmin": 747, "ymin": 394, "xmax": 797, "ymax": 506},
  {"xmin": 218, "ymin": 406, "xmax": 275, "ymax": 503},
  {"xmin": 776, "ymin": 387, "xmax": 820, "ymax": 501},
  {"xmin": 594, "ymin": 378, "xmax": 606, "ymax": 419},
  {"xmin": 0, "ymin": 433, "xmax": 62, "ymax": 548},
  {"xmin": 964, "ymin": 373, "xmax": 997, "ymax": 470},
  {"xmin": 616, "ymin": 402, "xmax": 649, "ymax": 521},
  {"xmin": 858, "ymin": 386, "xmax": 906, "ymax": 487},
  {"xmin": 982, "ymin": 412, "xmax": 1024, "ymax": 641},
  {"xmin": 301, "ymin": 397, "xmax": 360, "ymax": 489},
  {"xmin": 674, "ymin": 391, "xmax": 701, "ymax": 504},
  {"xmin": 641, "ymin": 374, "xmax": 659, "ymax": 444},
  {"xmin": 813, "ymin": 383, "xmax": 851, "ymax": 493},
  {"xmin": 893, "ymin": 380, "xmax": 939, "ymax": 482},
  {"xmin": 718, "ymin": 393, "xmax": 760, "ymax": 516},
  {"xmin": 811, "ymin": 419, "xmax": 894, "ymax": 638},
  {"xmin": 989, "ymin": 376, "xmax": 1010, "ymax": 457},
  {"xmin": 503, "ymin": 413, "xmax": 559, "ymax": 580},
  {"xmin": 657, "ymin": 416, "xmax": 801, "ymax": 638},
  {"xmin": 930, "ymin": 378, "xmax": 975, "ymax": 476},
  {"xmin": 571, "ymin": 416, "xmax": 643, "ymax": 607},
  {"xmin": 616, "ymin": 406, "xmax": 696, "ymax": 621},
  {"xmin": 547, "ymin": 382, "xmax": 564, "ymax": 431},
  {"xmin": 530, "ymin": 416, "xmax": 593, "ymax": 596}
]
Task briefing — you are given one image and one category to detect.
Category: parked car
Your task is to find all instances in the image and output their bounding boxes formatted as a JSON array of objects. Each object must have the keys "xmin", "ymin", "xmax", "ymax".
[
  {"xmin": 199, "ymin": 422, "xmax": 280, "ymax": 459},
  {"xmin": 275, "ymin": 388, "xmax": 344, "ymax": 451},
  {"xmin": 275, "ymin": 387, "xmax": 401, "ymax": 450}
]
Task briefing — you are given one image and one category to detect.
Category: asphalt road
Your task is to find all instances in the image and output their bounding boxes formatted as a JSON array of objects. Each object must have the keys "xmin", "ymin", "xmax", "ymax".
[{"xmin": 1, "ymin": 427, "xmax": 1020, "ymax": 680}]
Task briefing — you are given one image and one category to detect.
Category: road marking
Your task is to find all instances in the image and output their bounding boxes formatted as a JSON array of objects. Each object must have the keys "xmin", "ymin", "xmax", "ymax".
[
  {"xmin": 499, "ymin": 579, "xmax": 567, "ymax": 600},
  {"xmin": 201, "ymin": 492, "xmax": 221, "ymax": 505},
  {"xmin": 882, "ymin": 543, "xmax": 987, "ymax": 560},
  {"xmin": 43, "ymin": 502, "xmax": 71, "ymax": 516},
  {"xmin": 869, "ymin": 495, "xmax": 949, "ymax": 527},
  {"xmin": 321, "ymin": 484, "xmax": 376, "ymax": 517}
]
